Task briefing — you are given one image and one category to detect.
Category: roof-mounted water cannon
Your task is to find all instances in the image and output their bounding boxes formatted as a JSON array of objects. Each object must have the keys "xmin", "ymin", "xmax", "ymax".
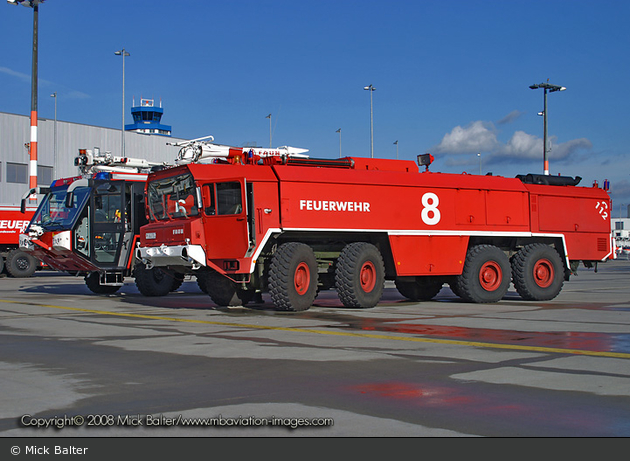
[
  {"xmin": 168, "ymin": 135, "xmax": 309, "ymax": 166},
  {"xmin": 417, "ymin": 153, "xmax": 434, "ymax": 172}
]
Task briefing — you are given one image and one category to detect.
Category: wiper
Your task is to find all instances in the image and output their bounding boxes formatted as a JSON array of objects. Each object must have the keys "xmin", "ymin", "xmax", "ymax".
[{"xmin": 42, "ymin": 221, "xmax": 67, "ymax": 230}]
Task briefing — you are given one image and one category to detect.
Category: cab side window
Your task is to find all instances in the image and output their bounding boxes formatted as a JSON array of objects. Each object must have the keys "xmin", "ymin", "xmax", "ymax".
[
  {"xmin": 217, "ymin": 182, "xmax": 242, "ymax": 215},
  {"xmin": 204, "ymin": 182, "xmax": 242, "ymax": 216}
]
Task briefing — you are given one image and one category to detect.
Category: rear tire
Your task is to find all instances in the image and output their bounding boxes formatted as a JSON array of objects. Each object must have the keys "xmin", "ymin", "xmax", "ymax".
[
  {"xmin": 456, "ymin": 245, "xmax": 510, "ymax": 303},
  {"xmin": 5, "ymin": 249, "xmax": 37, "ymax": 278},
  {"xmin": 511, "ymin": 243, "xmax": 564, "ymax": 301},
  {"xmin": 335, "ymin": 242, "xmax": 385, "ymax": 308},
  {"xmin": 84, "ymin": 272, "xmax": 121, "ymax": 295},
  {"xmin": 269, "ymin": 242, "xmax": 318, "ymax": 311},
  {"xmin": 396, "ymin": 276, "xmax": 443, "ymax": 301},
  {"xmin": 134, "ymin": 264, "xmax": 174, "ymax": 297}
]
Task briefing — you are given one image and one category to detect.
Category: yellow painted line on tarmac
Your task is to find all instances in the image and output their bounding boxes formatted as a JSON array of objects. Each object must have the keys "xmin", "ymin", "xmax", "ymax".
[{"xmin": 2, "ymin": 298, "xmax": 630, "ymax": 359}]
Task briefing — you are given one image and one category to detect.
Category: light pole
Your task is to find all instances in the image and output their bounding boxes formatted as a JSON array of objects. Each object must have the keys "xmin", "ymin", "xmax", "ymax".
[
  {"xmin": 364, "ymin": 84, "xmax": 375, "ymax": 158},
  {"xmin": 266, "ymin": 114, "xmax": 272, "ymax": 148},
  {"xmin": 50, "ymin": 91, "xmax": 56, "ymax": 178},
  {"xmin": 115, "ymin": 48, "xmax": 130, "ymax": 156},
  {"xmin": 336, "ymin": 128, "xmax": 342, "ymax": 158},
  {"xmin": 529, "ymin": 81, "xmax": 566, "ymax": 176},
  {"xmin": 7, "ymin": 0, "xmax": 44, "ymax": 200},
  {"xmin": 394, "ymin": 140, "xmax": 398, "ymax": 159},
  {"xmin": 477, "ymin": 152, "xmax": 481, "ymax": 175}
]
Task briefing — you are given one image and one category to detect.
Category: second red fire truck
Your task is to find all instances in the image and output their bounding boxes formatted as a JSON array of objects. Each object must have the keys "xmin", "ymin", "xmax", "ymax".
[{"xmin": 136, "ymin": 139, "xmax": 613, "ymax": 311}]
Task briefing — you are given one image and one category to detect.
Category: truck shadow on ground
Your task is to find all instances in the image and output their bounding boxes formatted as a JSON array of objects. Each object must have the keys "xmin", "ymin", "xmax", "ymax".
[{"xmin": 20, "ymin": 275, "xmax": 530, "ymax": 312}]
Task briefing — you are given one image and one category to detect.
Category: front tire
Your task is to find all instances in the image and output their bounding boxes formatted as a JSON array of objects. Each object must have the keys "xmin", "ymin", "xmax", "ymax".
[
  {"xmin": 511, "ymin": 243, "xmax": 564, "ymax": 301},
  {"xmin": 335, "ymin": 242, "xmax": 385, "ymax": 308},
  {"xmin": 85, "ymin": 272, "xmax": 121, "ymax": 295},
  {"xmin": 134, "ymin": 264, "xmax": 174, "ymax": 297},
  {"xmin": 5, "ymin": 249, "xmax": 37, "ymax": 278},
  {"xmin": 269, "ymin": 242, "xmax": 318, "ymax": 311},
  {"xmin": 197, "ymin": 270, "xmax": 253, "ymax": 307},
  {"xmin": 456, "ymin": 245, "xmax": 510, "ymax": 303}
]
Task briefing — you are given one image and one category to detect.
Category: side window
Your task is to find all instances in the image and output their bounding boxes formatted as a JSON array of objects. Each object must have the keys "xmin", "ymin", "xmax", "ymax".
[
  {"xmin": 94, "ymin": 183, "xmax": 123, "ymax": 223},
  {"xmin": 217, "ymin": 182, "xmax": 242, "ymax": 215}
]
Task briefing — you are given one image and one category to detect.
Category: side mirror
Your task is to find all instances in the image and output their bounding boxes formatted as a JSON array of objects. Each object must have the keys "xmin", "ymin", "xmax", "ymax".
[{"xmin": 20, "ymin": 187, "xmax": 37, "ymax": 213}]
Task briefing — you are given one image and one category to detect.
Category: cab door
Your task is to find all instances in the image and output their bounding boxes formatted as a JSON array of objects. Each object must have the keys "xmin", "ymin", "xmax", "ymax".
[
  {"xmin": 90, "ymin": 181, "xmax": 125, "ymax": 267},
  {"xmin": 202, "ymin": 180, "xmax": 251, "ymax": 259}
]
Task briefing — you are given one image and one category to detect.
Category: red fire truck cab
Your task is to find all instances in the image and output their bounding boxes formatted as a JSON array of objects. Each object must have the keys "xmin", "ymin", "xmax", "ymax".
[{"xmin": 136, "ymin": 154, "xmax": 613, "ymax": 311}]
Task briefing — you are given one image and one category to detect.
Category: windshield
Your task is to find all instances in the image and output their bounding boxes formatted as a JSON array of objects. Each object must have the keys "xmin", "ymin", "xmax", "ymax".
[
  {"xmin": 28, "ymin": 186, "xmax": 91, "ymax": 231},
  {"xmin": 147, "ymin": 173, "xmax": 200, "ymax": 221}
]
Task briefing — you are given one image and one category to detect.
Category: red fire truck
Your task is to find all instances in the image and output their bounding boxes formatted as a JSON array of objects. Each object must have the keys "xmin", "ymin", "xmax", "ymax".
[
  {"xmin": 0, "ymin": 206, "xmax": 38, "ymax": 277},
  {"xmin": 135, "ymin": 145, "xmax": 613, "ymax": 311}
]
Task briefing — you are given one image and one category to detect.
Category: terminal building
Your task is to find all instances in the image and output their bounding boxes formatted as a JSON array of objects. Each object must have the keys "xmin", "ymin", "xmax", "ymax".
[{"xmin": 0, "ymin": 99, "xmax": 186, "ymax": 207}]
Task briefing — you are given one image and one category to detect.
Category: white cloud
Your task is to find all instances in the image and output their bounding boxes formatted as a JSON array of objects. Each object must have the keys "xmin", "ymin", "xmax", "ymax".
[
  {"xmin": 501, "ymin": 131, "xmax": 541, "ymax": 159},
  {"xmin": 433, "ymin": 119, "xmax": 593, "ymax": 166},
  {"xmin": 433, "ymin": 120, "xmax": 498, "ymax": 155},
  {"xmin": 496, "ymin": 110, "xmax": 524, "ymax": 125},
  {"xmin": 0, "ymin": 66, "xmax": 30, "ymax": 83},
  {"xmin": 0, "ymin": 66, "xmax": 90, "ymax": 100},
  {"xmin": 550, "ymin": 137, "xmax": 593, "ymax": 160}
]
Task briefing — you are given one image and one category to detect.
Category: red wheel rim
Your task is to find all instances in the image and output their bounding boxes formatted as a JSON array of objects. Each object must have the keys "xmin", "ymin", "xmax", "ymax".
[
  {"xmin": 479, "ymin": 261, "xmax": 502, "ymax": 291},
  {"xmin": 360, "ymin": 261, "xmax": 377, "ymax": 292},
  {"xmin": 294, "ymin": 262, "xmax": 310, "ymax": 295},
  {"xmin": 533, "ymin": 258, "xmax": 554, "ymax": 288}
]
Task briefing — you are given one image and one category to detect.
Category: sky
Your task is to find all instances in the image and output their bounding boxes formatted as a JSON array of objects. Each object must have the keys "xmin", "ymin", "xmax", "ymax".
[{"xmin": 2, "ymin": 0, "xmax": 630, "ymax": 214}]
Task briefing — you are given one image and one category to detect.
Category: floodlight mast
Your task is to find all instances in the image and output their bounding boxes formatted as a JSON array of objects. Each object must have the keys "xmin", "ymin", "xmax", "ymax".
[
  {"xmin": 529, "ymin": 82, "xmax": 566, "ymax": 176},
  {"xmin": 7, "ymin": 0, "xmax": 46, "ymax": 199}
]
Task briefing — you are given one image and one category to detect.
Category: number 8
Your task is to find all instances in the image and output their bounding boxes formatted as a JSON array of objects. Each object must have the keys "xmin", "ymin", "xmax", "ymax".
[{"xmin": 421, "ymin": 192, "xmax": 440, "ymax": 225}]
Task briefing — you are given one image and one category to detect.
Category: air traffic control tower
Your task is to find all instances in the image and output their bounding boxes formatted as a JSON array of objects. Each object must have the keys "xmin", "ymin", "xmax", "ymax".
[{"xmin": 125, "ymin": 98, "xmax": 172, "ymax": 137}]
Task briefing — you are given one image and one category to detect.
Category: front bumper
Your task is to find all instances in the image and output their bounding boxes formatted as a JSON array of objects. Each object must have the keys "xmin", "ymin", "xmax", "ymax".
[{"xmin": 136, "ymin": 243, "xmax": 207, "ymax": 269}]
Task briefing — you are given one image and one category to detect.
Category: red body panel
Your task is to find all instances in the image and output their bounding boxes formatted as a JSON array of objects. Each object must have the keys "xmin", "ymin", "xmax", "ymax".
[
  {"xmin": 139, "ymin": 158, "xmax": 613, "ymax": 277},
  {"xmin": 0, "ymin": 207, "xmax": 35, "ymax": 246}
]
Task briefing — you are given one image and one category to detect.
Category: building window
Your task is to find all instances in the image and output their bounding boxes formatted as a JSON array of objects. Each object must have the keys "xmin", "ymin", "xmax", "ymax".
[
  {"xmin": 616, "ymin": 221, "xmax": 624, "ymax": 231},
  {"xmin": 7, "ymin": 162, "xmax": 27, "ymax": 184},
  {"xmin": 38, "ymin": 165, "xmax": 53, "ymax": 187}
]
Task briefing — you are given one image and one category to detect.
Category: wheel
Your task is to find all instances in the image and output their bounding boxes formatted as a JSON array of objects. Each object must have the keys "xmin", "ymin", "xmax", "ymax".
[
  {"xmin": 196, "ymin": 273, "xmax": 209, "ymax": 293},
  {"xmin": 4, "ymin": 249, "xmax": 37, "ymax": 278},
  {"xmin": 395, "ymin": 277, "xmax": 443, "ymax": 301},
  {"xmin": 0, "ymin": 256, "xmax": 4, "ymax": 274},
  {"xmin": 335, "ymin": 242, "xmax": 385, "ymax": 308},
  {"xmin": 455, "ymin": 245, "xmax": 510, "ymax": 303},
  {"xmin": 84, "ymin": 272, "xmax": 121, "ymax": 295},
  {"xmin": 133, "ymin": 263, "xmax": 174, "ymax": 297},
  {"xmin": 511, "ymin": 243, "xmax": 564, "ymax": 301},
  {"xmin": 268, "ymin": 242, "xmax": 318, "ymax": 311},
  {"xmin": 170, "ymin": 272, "xmax": 185, "ymax": 292},
  {"xmin": 197, "ymin": 270, "xmax": 253, "ymax": 307},
  {"xmin": 448, "ymin": 279, "xmax": 462, "ymax": 298}
]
